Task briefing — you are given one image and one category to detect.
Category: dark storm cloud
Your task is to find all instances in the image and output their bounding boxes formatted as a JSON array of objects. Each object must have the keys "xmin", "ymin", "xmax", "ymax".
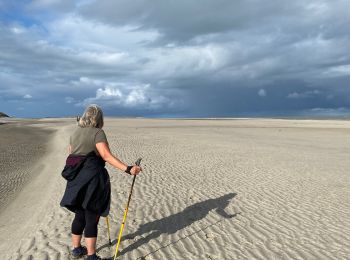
[
  {"xmin": 80, "ymin": 0, "xmax": 350, "ymax": 43},
  {"xmin": 1, "ymin": 0, "xmax": 350, "ymax": 117}
]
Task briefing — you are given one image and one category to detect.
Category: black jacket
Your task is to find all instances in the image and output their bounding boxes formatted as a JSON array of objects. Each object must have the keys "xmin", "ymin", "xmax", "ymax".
[{"xmin": 60, "ymin": 152, "xmax": 111, "ymax": 217}]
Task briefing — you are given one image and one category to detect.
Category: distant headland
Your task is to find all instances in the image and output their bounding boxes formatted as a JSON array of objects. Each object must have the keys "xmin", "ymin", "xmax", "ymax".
[{"xmin": 0, "ymin": 112, "xmax": 9, "ymax": 117}]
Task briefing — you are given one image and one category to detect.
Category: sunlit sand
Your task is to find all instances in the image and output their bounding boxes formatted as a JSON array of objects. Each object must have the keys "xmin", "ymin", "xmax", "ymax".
[{"xmin": 0, "ymin": 118, "xmax": 349, "ymax": 259}]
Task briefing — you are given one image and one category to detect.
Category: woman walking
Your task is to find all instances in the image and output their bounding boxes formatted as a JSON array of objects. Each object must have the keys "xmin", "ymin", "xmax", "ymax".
[{"xmin": 60, "ymin": 105, "xmax": 141, "ymax": 260}]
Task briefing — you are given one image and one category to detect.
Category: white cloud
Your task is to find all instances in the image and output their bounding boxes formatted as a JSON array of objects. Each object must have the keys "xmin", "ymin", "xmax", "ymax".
[
  {"xmin": 125, "ymin": 89, "xmax": 148, "ymax": 106},
  {"xmin": 65, "ymin": 96, "xmax": 75, "ymax": 103},
  {"xmin": 78, "ymin": 84, "xmax": 175, "ymax": 110},
  {"xmin": 72, "ymin": 77, "xmax": 104, "ymax": 87},
  {"xmin": 77, "ymin": 51, "xmax": 128, "ymax": 65},
  {"xmin": 305, "ymin": 107, "xmax": 350, "ymax": 116},
  {"xmin": 11, "ymin": 27, "xmax": 25, "ymax": 34},
  {"xmin": 324, "ymin": 65, "xmax": 350, "ymax": 77},
  {"xmin": 139, "ymin": 44, "xmax": 230, "ymax": 79},
  {"xmin": 96, "ymin": 87, "xmax": 122, "ymax": 99},
  {"xmin": 287, "ymin": 90, "xmax": 320, "ymax": 99},
  {"xmin": 23, "ymin": 94, "xmax": 32, "ymax": 99},
  {"xmin": 47, "ymin": 14, "xmax": 159, "ymax": 52},
  {"xmin": 287, "ymin": 92, "xmax": 300, "ymax": 99},
  {"xmin": 258, "ymin": 89, "xmax": 266, "ymax": 97}
]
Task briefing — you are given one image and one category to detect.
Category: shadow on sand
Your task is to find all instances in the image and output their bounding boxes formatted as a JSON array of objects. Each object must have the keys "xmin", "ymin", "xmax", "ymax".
[{"xmin": 99, "ymin": 192, "xmax": 239, "ymax": 258}]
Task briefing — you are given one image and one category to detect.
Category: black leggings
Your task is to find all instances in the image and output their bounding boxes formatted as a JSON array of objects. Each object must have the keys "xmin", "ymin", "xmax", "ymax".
[{"xmin": 71, "ymin": 209, "xmax": 100, "ymax": 238}]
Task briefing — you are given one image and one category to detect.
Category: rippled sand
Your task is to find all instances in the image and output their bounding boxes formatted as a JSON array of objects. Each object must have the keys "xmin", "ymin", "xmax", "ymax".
[
  {"xmin": 0, "ymin": 118, "xmax": 349, "ymax": 259},
  {"xmin": 0, "ymin": 122, "xmax": 53, "ymax": 210}
]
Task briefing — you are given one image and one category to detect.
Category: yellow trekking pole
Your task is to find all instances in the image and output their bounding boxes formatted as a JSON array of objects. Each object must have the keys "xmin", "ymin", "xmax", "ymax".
[
  {"xmin": 106, "ymin": 216, "xmax": 111, "ymax": 245},
  {"xmin": 113, "ymin": 158, "xmax": 142, "ymax": 260}
]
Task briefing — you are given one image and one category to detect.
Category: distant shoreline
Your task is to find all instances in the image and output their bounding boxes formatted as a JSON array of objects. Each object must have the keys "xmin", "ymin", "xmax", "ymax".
[{"xmin": 2, "ymin": 115, "xmax": 350, "ymax": 121}]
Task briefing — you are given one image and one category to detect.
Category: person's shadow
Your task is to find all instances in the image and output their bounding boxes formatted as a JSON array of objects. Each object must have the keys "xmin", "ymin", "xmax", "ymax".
[{"xmin": 100, "ymin": 193, "xmax": 239, "ymax": 258}]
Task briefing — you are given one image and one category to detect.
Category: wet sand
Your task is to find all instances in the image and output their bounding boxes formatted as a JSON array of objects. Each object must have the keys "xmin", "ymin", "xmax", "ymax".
[{"xmin": 0, "ymin": 118, "xmax": 350, "ymax": 259}]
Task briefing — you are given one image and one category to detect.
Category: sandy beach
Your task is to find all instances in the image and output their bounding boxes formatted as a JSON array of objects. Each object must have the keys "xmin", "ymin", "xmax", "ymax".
[
  {"xmin": 0, "ymin": 122, "xmax": 54, "ymax": 211},
  {"xmin": 0, "ymin": 118, "xmax": 349, "ymax": 259}
]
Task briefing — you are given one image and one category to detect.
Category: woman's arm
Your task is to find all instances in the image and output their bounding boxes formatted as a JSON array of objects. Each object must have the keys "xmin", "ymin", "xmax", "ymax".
[{"xmin": 96, "ymin": 142, "xmax": 141, "ymax": 175}]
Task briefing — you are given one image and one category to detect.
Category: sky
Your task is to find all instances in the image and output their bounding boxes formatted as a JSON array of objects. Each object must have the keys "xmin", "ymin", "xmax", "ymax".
[{"xmin": 0, "ymin": 0, "xmax": 350, "ymax": 118}]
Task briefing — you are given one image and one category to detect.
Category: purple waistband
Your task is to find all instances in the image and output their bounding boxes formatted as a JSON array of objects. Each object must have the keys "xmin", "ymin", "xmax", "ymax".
[{"xmin": 66, "ymin": 155, "xmax": 85, "ymax": 166}]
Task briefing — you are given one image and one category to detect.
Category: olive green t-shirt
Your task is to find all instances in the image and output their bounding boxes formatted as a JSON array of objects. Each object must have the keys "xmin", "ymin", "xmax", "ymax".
[{"xmin": 70, "ymin": 126, "xmax": 108, "ymax": 155}]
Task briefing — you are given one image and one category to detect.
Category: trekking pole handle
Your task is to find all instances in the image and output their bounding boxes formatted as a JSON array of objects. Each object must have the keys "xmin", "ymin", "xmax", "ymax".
[{"xmin": 135, "ymin": 158, "xmax": 142, "ymax": 167}]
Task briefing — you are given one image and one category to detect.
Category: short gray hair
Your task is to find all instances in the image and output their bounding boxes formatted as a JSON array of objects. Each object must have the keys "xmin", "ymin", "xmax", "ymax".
[{"xmin": 78, "ymin": 104, "xmax": 104, "ymax": 128}]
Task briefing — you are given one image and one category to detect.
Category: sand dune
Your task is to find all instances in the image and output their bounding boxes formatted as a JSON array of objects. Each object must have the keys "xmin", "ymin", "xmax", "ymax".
[{"xmin": 0, "ymin": 118, "xmax": 349, "ymax": 259}]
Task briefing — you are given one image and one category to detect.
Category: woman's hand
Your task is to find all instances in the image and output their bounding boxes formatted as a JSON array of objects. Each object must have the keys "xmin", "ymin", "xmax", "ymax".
[{"xmin": 130, "ymin": 165, "xmax": 142, "ymax": 175}]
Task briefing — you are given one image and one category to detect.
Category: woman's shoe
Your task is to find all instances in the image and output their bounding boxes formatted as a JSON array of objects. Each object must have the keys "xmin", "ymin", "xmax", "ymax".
[
  {"xmin": 70, "ymin": 246, "xmax": 87, "ymax": 259},
  {"xmin": 86, "ymin": 253, "xmax": 104, "ymax": 260}
]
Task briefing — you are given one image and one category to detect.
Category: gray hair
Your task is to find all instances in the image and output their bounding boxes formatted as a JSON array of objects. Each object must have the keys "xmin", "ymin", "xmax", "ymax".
[{"xmin": 78, "ymin": 104, "xmax": 104, "ymax": 128}]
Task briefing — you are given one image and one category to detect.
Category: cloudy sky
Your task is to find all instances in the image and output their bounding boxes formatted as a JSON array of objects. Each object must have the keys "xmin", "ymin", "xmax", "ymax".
[{"xmin": 1, "ymin": 0, "xmax": 350, "ymax": 117}]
